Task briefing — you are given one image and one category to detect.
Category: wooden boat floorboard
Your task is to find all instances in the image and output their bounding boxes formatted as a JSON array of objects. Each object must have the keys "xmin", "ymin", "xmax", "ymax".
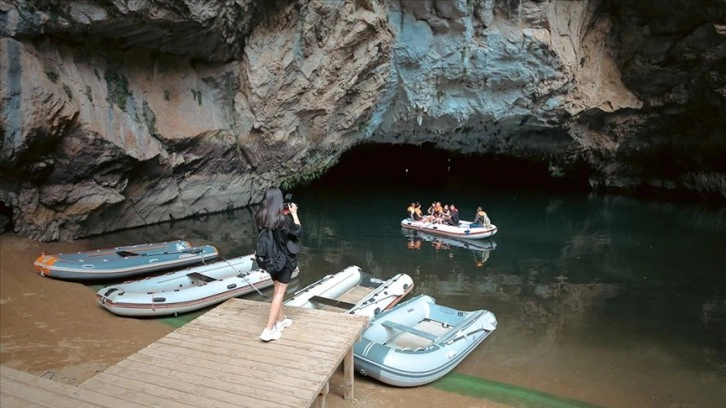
[{"xmin": 387, "ymin": 319, "xmax": 450, "ymax": 349}]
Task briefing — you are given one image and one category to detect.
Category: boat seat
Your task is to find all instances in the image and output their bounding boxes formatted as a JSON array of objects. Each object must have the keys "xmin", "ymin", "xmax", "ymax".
[
  {"xmin": 435, "ymin": 310, "xmax": 487, "ymax": 343},
  {"xmin": 309, "ymin": 295, "xmax": 356, "ymax": 310},
  {"xmin": 187, "ymin": 272, "xmax": 216, "ymax": 283},
  {"xmin": 381, "ymin": 321, "xmax": 438, "ymax": 341}
]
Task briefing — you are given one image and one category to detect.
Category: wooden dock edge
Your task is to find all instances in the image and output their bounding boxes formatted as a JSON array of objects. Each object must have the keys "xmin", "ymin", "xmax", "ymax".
[{"xmin": 2, "ymin": 298, "xmax": 370, "ymax": 408}]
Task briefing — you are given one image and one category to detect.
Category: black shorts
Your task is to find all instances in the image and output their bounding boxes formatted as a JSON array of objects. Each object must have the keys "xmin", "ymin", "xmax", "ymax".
[{"xmin": 270, "ymin": 263, "xmax": 296, "ymax": 284}]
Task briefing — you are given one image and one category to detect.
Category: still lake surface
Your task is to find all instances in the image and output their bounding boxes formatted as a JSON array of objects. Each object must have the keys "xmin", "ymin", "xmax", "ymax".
[{"xmin": 90, "ymin": 181, "xmax": 726, "ymax": 405}]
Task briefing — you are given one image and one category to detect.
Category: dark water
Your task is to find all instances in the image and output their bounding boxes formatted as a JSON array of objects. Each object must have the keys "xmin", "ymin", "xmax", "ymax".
[{"xmin": 92, "ymin": 182, "xmax": 726, "ymax": 406}]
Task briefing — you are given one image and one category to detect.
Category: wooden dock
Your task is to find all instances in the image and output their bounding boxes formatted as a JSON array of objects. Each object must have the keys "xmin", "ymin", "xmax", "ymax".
[{"xmin": 1, "ymin": 298, "xmax": 369, "ymax": 408}]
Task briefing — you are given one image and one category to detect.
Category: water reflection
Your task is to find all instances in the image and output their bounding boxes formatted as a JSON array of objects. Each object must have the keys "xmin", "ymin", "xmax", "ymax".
[
  {"xmin": 403, "ymin": 230, "xmax": 497, "ymax": 268},
  {"xmin": 89, "ymin": 208, "xmax": 260, "ymax": 258}
]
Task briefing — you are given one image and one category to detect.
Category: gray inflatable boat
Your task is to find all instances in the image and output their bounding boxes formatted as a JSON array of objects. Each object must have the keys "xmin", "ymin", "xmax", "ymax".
[{"xmin": 354, "ymin": 294, "xmax": 497, "ymax": 387}]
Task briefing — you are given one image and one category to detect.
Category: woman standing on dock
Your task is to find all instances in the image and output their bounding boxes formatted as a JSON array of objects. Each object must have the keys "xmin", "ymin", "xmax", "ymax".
[{"xmin": 255, "ymin": 187, "xmax": 303, "ymax": 341}]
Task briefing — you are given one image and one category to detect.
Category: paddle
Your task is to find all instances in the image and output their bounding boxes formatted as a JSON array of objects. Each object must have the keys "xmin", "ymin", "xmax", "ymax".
[{"xmin": 116, "ymin": 247, "xmax": 204, "ymax": 257}]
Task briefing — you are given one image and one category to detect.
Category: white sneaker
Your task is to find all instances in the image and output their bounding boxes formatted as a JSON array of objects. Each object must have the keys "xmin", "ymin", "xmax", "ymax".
[
  {"xmin": 259, "ymin": 326, "xmax": 281, "ymax": 342},
  {"xmin": 275, "ymin": 316, "xmax": 293, "ymax": 331}
]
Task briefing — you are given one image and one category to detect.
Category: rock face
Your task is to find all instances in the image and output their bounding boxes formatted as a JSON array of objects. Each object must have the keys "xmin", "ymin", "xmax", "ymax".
[{"xmin": 1, "ymin": 0, "xmax": 724, "ymax": 241}]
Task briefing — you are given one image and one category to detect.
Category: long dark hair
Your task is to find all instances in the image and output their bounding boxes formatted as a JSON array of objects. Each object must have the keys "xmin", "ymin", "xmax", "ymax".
[{"xmin": 255, "ymin": 187, "xmax": 286, "ymax": 230}]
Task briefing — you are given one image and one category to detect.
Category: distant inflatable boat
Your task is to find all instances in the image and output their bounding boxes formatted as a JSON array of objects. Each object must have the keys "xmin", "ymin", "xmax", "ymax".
[
  {"xmin": 33, "ymin": 240, "xmax": 219, "ymax": 281},
  {"xmin": 96, "ymin": 255, "xmax": 297, "ymax": 317},
  {"xmin": 401, "ymin": 218, "xmax": 497, "ymax": 240}
]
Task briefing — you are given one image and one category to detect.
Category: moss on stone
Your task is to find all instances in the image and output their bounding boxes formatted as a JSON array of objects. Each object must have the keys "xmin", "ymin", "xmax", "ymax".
[{"xmin": 104, "ymin": 69, "xmax": 129, "ymax": 111}]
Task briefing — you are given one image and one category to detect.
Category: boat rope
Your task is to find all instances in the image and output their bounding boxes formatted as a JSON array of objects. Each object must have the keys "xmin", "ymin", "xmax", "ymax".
[{"xmin": 220, "ymin": 255, "xmax": 269, "ymax": 299}]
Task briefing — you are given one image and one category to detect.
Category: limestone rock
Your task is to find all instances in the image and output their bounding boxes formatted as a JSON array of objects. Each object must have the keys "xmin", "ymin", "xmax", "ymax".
[{"xmin": 0, "ymin": 0, "xmax": 724, "ymax": 241}]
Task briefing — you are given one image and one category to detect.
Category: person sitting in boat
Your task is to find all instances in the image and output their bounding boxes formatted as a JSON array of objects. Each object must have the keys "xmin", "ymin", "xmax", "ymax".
[
  {"xmin": 413, "ymin": 202, "xmax": 424, "ymax": 220},
  {"xmin": 440, "ymin": 205, "xmax": 452, "ymax": 224},
  {"xmin": 406, "ymin": 202, "xmax": 425, "ymax": 221},
  {"xmin": 430, "ymin": 202, "xmax": 445, "ymax": 223},
  {"xmin": 447, "ymin": 204, "xmax": 460, "ymax": 226},
  {"xmin": 423, "ymin": 201, "xmax": 436, "ymax": 223},
  {"xmin": 426, "ymin": 202, "xmax": 436, "ymax": 217},
  {"xmin": 407, "ymin": 202, "xmax": 416, "ymax": 219},
  {"xmin": 472, "ymin": 207, "xmax": 492, "ymax": 228}
]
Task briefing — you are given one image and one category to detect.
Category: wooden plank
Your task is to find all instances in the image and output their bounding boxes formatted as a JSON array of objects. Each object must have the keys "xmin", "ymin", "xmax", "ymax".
[
  {"xmin": 172, "ymin": 320, "xmax": 360, "ymax": 353},
  {"xmin": 213, "ymin": 298, "xmax": 370, "ymax": 325},
  {"xmin": 309, "ymin": 295, "xmax": 357, "ymax": 310},
  {"xmin": 187, "ymin": 272, "xmax": 215, "ymax": 282},
  {"xmin": 92, "ymin": 367, "xmax": 295, "ymax": 408},
  {"xmin": 88, "ymin": 369, "xmax": 211, "ymax": 407},
  {"xmin": 0, "ymin": 366, "xmax": 148, "ymax": 408},
  {"xmin": 343, "ymin": 344, "xmax": 355, "ymax": 400},
  {"xmin": 205, "ymin": 306, "xmax": 369, "ymax": 327},
  {"xmin": 72, "ymin": 298, "xmax": 369, "ymax": 408},
  {"xmin": 337, "ymin": 286, "xmax": 374, "ymax": 304},
  {"xmin": 155, "ymin": 332, "xmax": 342, "ymax": 369},
  {"xmin": 194, "ymin": 309, "xmax": 367, "ymax": 334},
  {"xmin": 135, "ymin": 345, "xmax": 324, "ymax": 383},
  {"xmin": 381, "ymin": 320, "xmax": 438, "ymax": 341},
  {"xmin": 121, "ymin": 353, "xmax": 319, "ymax": 398},
  {"xmin": 79, "ymin": 377, "xmax": 196, "ymax": 408},
  {"xmin": 114, "ymin": 359, "xmax": 310, "ymax": 408},
  {"xmin": 101, "ymin": 364, "xmax": 264, "ymax": 408},
  {"xmin": 1, "ymin": 376, "xmax": 105, "ymax": 408},
  {"xmin": 182, "ymin": 298, "xmax": 366, "ymax": 407},
  {"xmin": 175, "ymin": 318, "xmax": 356, "ymax": 347},
  {"xmin": 316, "ymin": 380, "xmax": 329, "ymax": 408},
  {"xmin": 144, "ymin": 338, "xmax": 335, "ymax": 403},
  {"xmin": 181, "ymin": 310, "xmax": 366, "ymax": 337},
  {"xmin": 171, "ymin": 325, "xmax": 354, "ymax": 362},
  {"xmin": 184, "ymin": 322, "xmax": 360, "ymax": 353},
  {"xmin": 186, "ymin": 313, "xmax": 366, "ymax": 348},
  {"xmin": 1, "ymin": 392, "xmax": 43, "ymax": 408}
]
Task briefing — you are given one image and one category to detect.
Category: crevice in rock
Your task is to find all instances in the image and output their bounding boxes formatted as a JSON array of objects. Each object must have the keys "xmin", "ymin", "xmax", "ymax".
[{"xmin": 0, "ymin": 201, "xmax": 13, "ymax": 233}]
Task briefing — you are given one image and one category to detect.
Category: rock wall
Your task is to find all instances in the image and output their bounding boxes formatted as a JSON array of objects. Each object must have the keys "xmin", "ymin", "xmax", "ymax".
[{"xmin": 1, "ymin": 0, "xmax": 724, "ymax": 241}]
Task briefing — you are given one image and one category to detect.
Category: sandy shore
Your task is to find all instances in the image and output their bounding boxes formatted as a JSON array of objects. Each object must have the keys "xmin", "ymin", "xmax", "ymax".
[{"xmin": 0, "ymin": 234, "xmax": 507, "ymax": 407}]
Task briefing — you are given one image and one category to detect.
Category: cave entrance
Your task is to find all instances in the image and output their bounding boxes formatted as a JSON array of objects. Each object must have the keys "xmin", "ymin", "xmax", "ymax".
[{"xmin": 307, "ymin": 143, "xmax": 590, "ymax": 192}]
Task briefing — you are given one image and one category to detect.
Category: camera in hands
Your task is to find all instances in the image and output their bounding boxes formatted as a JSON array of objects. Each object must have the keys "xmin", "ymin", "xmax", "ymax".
[{"xmin": 283, "ymin": 193, "xmax": 294, "ymax": 210}]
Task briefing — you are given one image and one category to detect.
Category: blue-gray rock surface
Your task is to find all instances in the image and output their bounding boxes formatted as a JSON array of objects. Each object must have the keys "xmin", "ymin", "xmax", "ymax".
[{"xmin": 1, "ymin": 0, "xmax": 724, "ymax": 240}]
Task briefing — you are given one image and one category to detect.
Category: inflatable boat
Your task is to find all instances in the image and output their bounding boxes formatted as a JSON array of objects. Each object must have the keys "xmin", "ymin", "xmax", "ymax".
[
  {"xmin": 96, "ymin": 254, "xmax": 298, "ymax": 317},
  {"xmin": 401, "ymin": 219, "xmax": 497, "ymax": 240},
  {"xmin": 34, "ymin": 240, "xmax": 219, "ymax": 281},
  {"xmin": 354, "ymin": 294, "xmax": 497, "ymax": 387},
  {"xmin": 284, "ymin": 265, "xmax": 414, "ymax": 319}
]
